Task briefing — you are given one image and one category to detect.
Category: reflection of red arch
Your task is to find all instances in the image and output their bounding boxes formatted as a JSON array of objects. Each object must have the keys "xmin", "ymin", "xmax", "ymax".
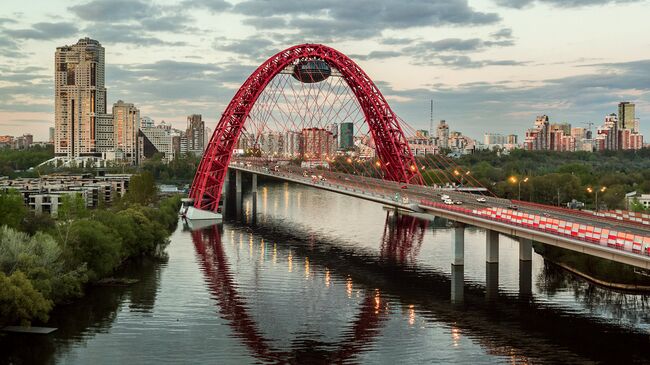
[
  {"xmin": 191, "ymin": 226, "xmax": 387, "ymax": 363},
  {"xmin": 190, "ymin": 44, "xmax": 423, "ymax": 211}
]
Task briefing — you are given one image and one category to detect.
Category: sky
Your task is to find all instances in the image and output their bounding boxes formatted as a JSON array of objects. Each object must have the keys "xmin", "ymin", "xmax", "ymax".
[{"xmin": 1, "ymin": 0, "xmax": 649, "ymax": 141}]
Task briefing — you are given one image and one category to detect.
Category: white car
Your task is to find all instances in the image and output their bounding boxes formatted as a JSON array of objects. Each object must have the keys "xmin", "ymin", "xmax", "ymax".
[
  {"xmin": 441, "ymin": 195, "xmax": 450, "ymax": 201},
  {"xmin": 476, "ymin": 197, "xmax": 487, "ymax": 203},
  {"xmin": 454, "ymin": 200, "xmax": 463, "ymax": 205},
  {"xmin": 444, "ymin": 199, "xmax": 454, "ymax": 205}
]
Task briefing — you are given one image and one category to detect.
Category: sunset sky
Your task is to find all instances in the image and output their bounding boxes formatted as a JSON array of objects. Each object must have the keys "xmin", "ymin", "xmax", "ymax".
[{"xmin": 1, "ymin": 0, "xmax": 649, "ymax": 141}]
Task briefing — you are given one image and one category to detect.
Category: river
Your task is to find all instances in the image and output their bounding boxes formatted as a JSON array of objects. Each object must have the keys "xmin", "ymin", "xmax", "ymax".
[{"xmin": 2, "ymin": 180, "xmax": 650, "ymax": 364}]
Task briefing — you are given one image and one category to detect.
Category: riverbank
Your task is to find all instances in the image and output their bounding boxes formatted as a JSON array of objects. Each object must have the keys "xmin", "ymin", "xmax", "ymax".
[{"xmin": 0, "ymin": 178, "xmax": 182, "ymax": 327}]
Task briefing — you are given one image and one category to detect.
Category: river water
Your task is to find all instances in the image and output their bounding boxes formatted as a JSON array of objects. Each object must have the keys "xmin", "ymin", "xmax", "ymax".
[{"xmin": 3, "ymin": 181, "xmax": 650, "ymax": 364}]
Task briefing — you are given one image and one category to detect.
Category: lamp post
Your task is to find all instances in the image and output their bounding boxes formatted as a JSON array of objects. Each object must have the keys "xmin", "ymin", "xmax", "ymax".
[
  {"xmin": 453, "ymin": 169, "xmax": 471, "ymax": 187},
  {"xmin": 509, "ymin": 176, "xmax": 528, "ymax": 200},
  {"xmin": 587, "ymin": 186, "xmax": 607, "ymax": 212}
]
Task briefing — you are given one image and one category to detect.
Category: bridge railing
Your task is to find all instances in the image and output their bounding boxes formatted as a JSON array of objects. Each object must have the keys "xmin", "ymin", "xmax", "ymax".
[
  {"xmin": 420, "ymin": 199, "xmax": 650, "ymax": 258},
  {"xmin": 512, "ymin": 199, "xmax": 650, "ymax": 229}
]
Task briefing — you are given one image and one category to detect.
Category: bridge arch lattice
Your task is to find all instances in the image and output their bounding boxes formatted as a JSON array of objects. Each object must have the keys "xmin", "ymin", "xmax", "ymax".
[{"xmin": 190, "ymin": 43, "xmax": 423, "ymax": 211}]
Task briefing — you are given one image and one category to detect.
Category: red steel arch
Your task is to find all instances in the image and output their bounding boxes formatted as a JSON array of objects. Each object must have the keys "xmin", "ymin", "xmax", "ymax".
[{"xmin": 190, "ymin": 43, "xmax": 423, "ymax": 211}]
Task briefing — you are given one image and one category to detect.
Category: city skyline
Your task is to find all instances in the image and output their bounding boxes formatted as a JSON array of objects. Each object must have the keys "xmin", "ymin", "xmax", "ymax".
[{"xmin": 1, "ymin": 0, "xmax": 650, "ymax": 141}]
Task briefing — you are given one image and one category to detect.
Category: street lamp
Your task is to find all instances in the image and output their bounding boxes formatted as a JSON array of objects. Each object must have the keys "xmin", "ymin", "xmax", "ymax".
[
  {"xmin": 587, "ymin": 186, "xmax": 607, "ymax": 212},
  {"xmin": 509, "ymin": 176, "xmax": 528, "ymax": 200},
  {"xmin": 453, "ymin": 169, "xmax": 471, "ymax": 187}
]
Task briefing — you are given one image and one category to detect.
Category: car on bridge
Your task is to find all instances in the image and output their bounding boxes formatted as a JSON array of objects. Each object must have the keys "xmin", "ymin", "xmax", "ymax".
[{"xmin": 476, "ymin": 197, "xmax": 487, "ymax": 203}]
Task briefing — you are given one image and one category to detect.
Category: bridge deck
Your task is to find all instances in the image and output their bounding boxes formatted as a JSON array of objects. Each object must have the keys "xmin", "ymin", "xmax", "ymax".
[{"xmin": 229, "ymin": 162, "xmax": 650, "ymax": 269}]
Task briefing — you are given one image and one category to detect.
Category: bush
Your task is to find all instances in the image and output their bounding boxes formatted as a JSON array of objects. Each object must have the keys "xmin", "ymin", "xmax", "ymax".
[
  {"xmin": 66, "ymin": 220, "xmax": 122, "ymax": 280},
  {"xmin": 0, "ymin": 270, "xmax": 52, "ymax": 326}
]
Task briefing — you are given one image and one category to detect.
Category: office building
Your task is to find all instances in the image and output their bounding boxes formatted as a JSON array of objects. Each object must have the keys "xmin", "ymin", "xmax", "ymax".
[
  {"xmin": 302, "ymin": 128, "xmax": 335, "ymax": 159},
  {"xmin": 113, "ymin": 100, "xmax": 140, "ymax": 164},
  {"xmin": 339, "ymin": 122, "xmax": 354, "ymax": 150},
  {"xmin": 186, "ymin": 114, "xmax": 205, "ymax": 156},
  {"xmin": 437, "ymin": 120, "xmax": 449, "ymax": 149},
  {"xmin": 618, "ymin": 102, "xmax": 635, "ymax": 130},
  {"xmin": 54, "ymin": 38, "xmax": 107, "ymax": 158}
]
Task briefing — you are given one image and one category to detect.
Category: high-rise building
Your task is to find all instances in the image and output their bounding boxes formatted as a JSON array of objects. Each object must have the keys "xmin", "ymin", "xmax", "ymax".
[
  {"xmin": 339, "ymin": 122, "xmax": 354, "ymax": 150},
  {"xmin": 618, "ymin": 102, "xmax": 635, "ymax": 130},
  {"xmin": 138, "ymin": 122, "xmax": 174, "ymax": 164},
  {"xmin": 283, "ymin": 131, "xmax": 301, "ymax": 158},
  {"xmin": 140, "ymin": 116, "xmax": 154, "ymax": 128},
  {"xmin": 436, "ymin": 120, "xmax": 449, "ymax": 149},
  {"xmin": 507, "ymin": 134, "xmax": 518, "ymax": 144},
  {"xmin": 301, "ymin": 128, "xmax": 334, "ymax": 160},
  {"xmin": 48, "ymin": 127, "xmax": 55, "ymax": 143},
  {"xmin": 524, "ymin": 115, "xmax": 550, "ymax": 150},
  {"xmin": 54, "ymin": 38, "xmax": 107, "ymax": 158},
  {"xmin": 95, "ymin": 113, "xmax": 114, "ymax": 152},
  {"xmin": 186, "ymin": 114, "xmax": 204, "ymax": 156},
  {"xmin": 259, "ymin": 132, "xmax": 283, "ymax": 157},
  {"xmin": 112, "ymin": 100, "xmax": 140, "ymax": 164},
  {"xmin": 484, "ymin": 133, "xmax": 508, "ymax": 145}
]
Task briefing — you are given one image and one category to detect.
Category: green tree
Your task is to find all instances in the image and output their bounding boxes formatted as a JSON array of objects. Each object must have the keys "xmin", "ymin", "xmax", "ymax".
[
  {"xmin": 0, "ymin": 189, "xmax": 27, "ymax": 229},
  {"xmin": 66, "ymin": 220, "xmax": 122, "ymax": 280},
  {"xmin": 124, "ymin": 172, "xmax": 158, "ymax": 206},
  {"xmin": 0, "ymin": 270, "xmax": 52, "ymax": 326}
]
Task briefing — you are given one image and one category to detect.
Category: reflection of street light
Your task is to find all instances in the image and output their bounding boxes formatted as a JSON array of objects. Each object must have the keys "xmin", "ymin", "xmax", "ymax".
[
  {"xmin": 509, "ymin": 176, "xmax": 528, "ymax": 200},
  {"xmin": 587, "ymin": 186, "xmax": 607, "ymax": 211}
]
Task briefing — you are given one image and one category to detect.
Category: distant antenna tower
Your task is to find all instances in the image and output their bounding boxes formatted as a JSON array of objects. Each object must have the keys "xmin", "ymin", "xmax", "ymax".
[{"xmin": 429, "ymin": 100, "xmax": 434, "ymax": 136}]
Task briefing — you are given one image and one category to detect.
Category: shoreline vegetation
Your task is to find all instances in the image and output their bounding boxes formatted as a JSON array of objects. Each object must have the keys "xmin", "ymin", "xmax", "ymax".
[{"xmin": 0, "ymin": 172, "xmax": 181, "ymax": 327}]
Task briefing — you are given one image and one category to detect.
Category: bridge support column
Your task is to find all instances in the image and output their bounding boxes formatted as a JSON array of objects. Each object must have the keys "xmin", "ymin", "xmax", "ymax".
[
  {"xmin": 519, "ymin": 238, "xmax": 533, "ymax": 261},
  {"xmin": 251, "ymin": 173, "xmax": 258, "ymax": 217},
  {"xmin": 486, "ymin": 230, "xmax": 499, "ymax": 263},
  {"xmin": 453, "ymin": 222, "xmax": 465, "ymax": 266},
  {"xmin": 222, "ymin": 169, "xmax": 230, "ymax": 213},
  {"xmin": 451, "ymin": 263, "xmax": 464, "ymax": 304},
  {"xmin": 235, "ymin": 170, "xmax": 242, "ymax": 218}
]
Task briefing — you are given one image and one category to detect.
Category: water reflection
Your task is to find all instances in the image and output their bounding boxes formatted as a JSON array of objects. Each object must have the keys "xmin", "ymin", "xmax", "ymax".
[
  {"xmin": 4, "ymin": 181, "xmax": 650, "ymax": 364},
  {"xmin": 191, "ymin": 225, "xmax": 389, "ymax": 364},
  {"xmin": 210, "ymin": 204, "xmax": 650, "ymax": 364},
  {"xmin": 0, "ymin": 256, "xmax": 166, "ymax": 364}
]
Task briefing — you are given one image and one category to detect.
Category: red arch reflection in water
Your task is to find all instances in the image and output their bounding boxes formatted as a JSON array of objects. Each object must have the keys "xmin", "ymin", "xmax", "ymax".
[
  {"xmin": 191, "ymin": 226, "xmax": 389, "ymax": 363},
  {"xmin": 380, "ymin": 212, "xmax": 428, "ymax": 264}
]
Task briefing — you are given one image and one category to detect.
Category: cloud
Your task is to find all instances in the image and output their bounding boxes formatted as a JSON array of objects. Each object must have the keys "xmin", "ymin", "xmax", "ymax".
[
  {"xmin": 84, "ymin": 25, "xmax": 187, "ymax": 46},
  {"xmin": 217, "ymin": 37, "xmax": 278, "ymax": 60},
  {"xmin": 378, "ymin": 59, "xmax": 650, "ymax": 138},
  {"xmin": 491, "ymin": 28, "xmax": 513, "ymax": 39},
  {"xmin": 4, "ymin": 22, "xmax": 78, "ymax": 40},
  {"xmin": 69, "ymin": 0, "xmax": 154, "ymax": 22},
  {"xmin": 399, "ymin": 37, "xmax": 517, "ymax": 66},
  {"xmin": 348, "ymin": 51, "xmax": 402, "ymax": 61},
  {"xmin": 495, "ymin": 0, "xmax": 643, "ymax": 8},
  {"xmin": 181, "ymin": 0, "xmax": 232, "ymax": 12},
  {"xmin": 234, "ymin": 0, "xmax": 500, "ymax": 40}
]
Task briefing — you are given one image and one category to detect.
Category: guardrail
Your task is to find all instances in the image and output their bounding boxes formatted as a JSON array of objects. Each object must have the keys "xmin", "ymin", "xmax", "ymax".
[{"xmin": 420, "ymin": 199, "xmax": 650, "ymax": 258}]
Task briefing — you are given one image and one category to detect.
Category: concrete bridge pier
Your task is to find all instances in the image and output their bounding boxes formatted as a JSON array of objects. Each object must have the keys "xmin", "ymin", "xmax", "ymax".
[
  {"xmin": 486, "ymin": 230, "xmax": 499, "ymax": 263},
  {"xmin": 453, "ymin": 222, "xmax": 465, "ymax": 266},
  {"xmin": 485, "ymin": 230, "xmax": 499, "ymax": 301},
  {"xmin": 451, "ymin": 222, "xmax": 465, "ymax": 303},
  {"xmin": 222, "ymin": 169, "xmax": 230, "ymax": 213},
  {"xmin": 235, "ymin": 169, "xmax": 242, "ymax": 218},
  {"xmin": 519, "ymin": 238, "xmax": 533, "ymax": 298},
  {"xmin": 251, "ymin": 173, "xmax": 258, "ymax": 217}
]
